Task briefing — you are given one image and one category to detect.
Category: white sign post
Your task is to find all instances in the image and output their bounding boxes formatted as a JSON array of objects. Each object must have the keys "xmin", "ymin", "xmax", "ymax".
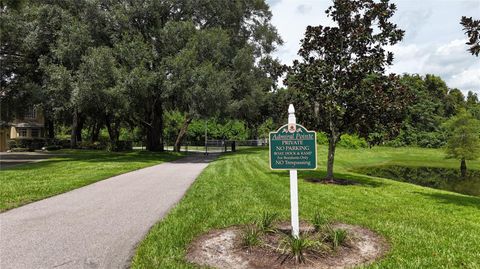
[
  {"xmin": 270, "ymin": 104, "xmax": 316, "ymax": 237},
  {"xmin": 288, "ymin": 104, "xmax": 300, "ymax": 238}
]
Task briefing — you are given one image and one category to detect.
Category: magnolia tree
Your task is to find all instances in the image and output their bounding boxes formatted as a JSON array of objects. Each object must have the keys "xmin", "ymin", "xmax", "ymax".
[
  {"xmin": 286, "ymin": 0, "xmax": 410, "ymax": 180},
  {"xmin": 461, "ymin": 16, "xmax": 480, "ymax": 56}
]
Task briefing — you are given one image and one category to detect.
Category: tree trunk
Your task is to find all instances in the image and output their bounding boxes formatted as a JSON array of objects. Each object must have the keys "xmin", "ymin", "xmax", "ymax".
[
  {"xmin": 326, "ymin": 134, "xmax": 338, "ymax": 181},
  {"xmin": 105, "ymin": 115, "xmax": 120, "ymax": 151},
  {"xmin": 460, "ymin": 158, "xmax": 467, "ymax": 178},
  {"xmin": 146, "ymin": 126, "xmax": 162, "ymax": 151},
  {"xmin": 145, "ymin": 102, "xmax": 164, "ymax": 152},
  {"xmin": 70, "ymin": 108, "xmax": 79, "ymax": 148},
  {"xmin": 174, "ymin": 115, "xmax": 193, "ymax": 152},
  {"xmin": 76, "ymin": 115, "xmax": 84, "ymax": 142},
  {"xmin": 45, "ymin": 116, "xmax": 55, "ymax": 139},
  {"xmin": 90, "ymin": 120, "xmax": 100, "ymax": 142}
]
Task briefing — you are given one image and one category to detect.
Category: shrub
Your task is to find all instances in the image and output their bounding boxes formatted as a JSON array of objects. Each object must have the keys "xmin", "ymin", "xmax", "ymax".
[
  {"xmin": 241, "ymin": 225, "xmax": 261, "ymax": 248},
  {"xmin": 384, "ymin": 138, "xmax": 406, "ymax": 147},
  {"xmin": 45, "ymin": 138, "xmax": 58, "ymax": 146},
  {"xmin": 76, "ymin": 141, "xmax": 108, "ymax": 150},
  {"xmin": 258, "ymin": 118, "xmax": 274, "ymax": 139},
  {"xmin": 43, "ymin": 145, "xmax": 62, "ymax": 151},
  {"xmin": 107, "ymin": 141, "xmax": 132, "ymax": 152},
  {"xmin": 11, "ymin": 147, "xmax": 34, "ymax": 152},
  {"xmin": 7, "ymin": 140, "xmax": 17, "ymax": 149},
  {"xmin": 11, "ymin": 139, "xmax": 46, "ymax": 150},
  {"xmin": 338, "ymin": 134, "xmax": 367, "ymax": 149},
  {"xmin": 57, "ymin": 139, "xmax": 71, "ymax": 148},
  {"xmin": 316, "ymin": 132, "xmax": 328, "ymax": 145},
  {"xmin": 94, "ymin": 141, "xmax": 108, "ymax": 150},
  {"xmin": 77, "ymin": 141, "xmax": 87, "ymax": 149},
  {"xmin": 416, "ymin": 132, "xmax": 446, "ymax": 148},
  {"xmin": 385, "ymin": 130, "xmax": 447, "ymax": 148}
]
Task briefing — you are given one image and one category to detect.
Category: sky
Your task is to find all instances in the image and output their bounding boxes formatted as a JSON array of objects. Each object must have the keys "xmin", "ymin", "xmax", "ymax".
[{"xmin": 267, "ymin": 0, "xmax": 480, "ymax": 95}]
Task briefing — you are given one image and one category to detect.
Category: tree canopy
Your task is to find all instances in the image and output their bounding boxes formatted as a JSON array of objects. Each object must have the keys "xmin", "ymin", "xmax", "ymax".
[
  {"xmin": 443, "ymin": 110, "xmax": 480, "ymax": 177},
  {"xmin": 1, "ymin": 0, "xmax": 479, "ymax": 158},
  {"xmin": 461, "ymin": 16, "xmax": 480, "ymax": 56},
  {"xmin": 0, "ymin": 0, "xmax": 283, "ymax": 151},
  {"xmin": 286, "ymin": 0, "xmax": 407, "ymax": 179}
]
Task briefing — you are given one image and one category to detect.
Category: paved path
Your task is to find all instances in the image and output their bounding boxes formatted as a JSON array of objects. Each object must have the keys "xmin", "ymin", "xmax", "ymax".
[{"xmin": 0, "ymin": 154, "xmax": 216, "ymax": 269}]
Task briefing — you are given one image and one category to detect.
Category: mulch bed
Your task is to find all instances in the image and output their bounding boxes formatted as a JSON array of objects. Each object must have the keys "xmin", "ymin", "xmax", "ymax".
[{"xmin": 186, "ymin": 222, "xmax": 389, "ymax": 269}]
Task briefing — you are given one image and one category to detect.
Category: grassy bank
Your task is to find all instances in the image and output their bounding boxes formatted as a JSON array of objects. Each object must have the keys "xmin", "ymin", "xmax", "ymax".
[
  {"xmin": 0, "ymin": 150, "xmax": 183, "ymax": 212},
  {"xmin": 132, "ymin": 146, "xmax": 480, "ymax": 268}
]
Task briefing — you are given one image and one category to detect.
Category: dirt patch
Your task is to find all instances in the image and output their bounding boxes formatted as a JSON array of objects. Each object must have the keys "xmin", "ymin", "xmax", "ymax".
[
  {"xmin": 305, "ymin": 178, "xmax": 359, "ymax": 185},
  {"xmin": 186, "ymin": 223, "xmax": 389, "ymax": 269}
]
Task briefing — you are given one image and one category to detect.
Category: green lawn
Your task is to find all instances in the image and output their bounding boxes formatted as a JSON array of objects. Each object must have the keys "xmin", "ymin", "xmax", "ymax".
[
  {"xmin": 0, "ymin": 150, "xmax": 183, "ymax": 212},
  {"xmin": 132, "ymin": 146, "xmax": 480, "ymax": 269}
]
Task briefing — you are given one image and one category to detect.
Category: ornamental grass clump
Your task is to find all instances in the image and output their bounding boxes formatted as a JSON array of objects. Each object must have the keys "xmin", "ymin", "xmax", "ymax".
[
  {"xmin": 241, "ymin": 225, "xmax": 262, "ymax": 249},
  {"xmin": 278, "ymin": 234, "xmax": 324, "ymax": 264},
  {"xmin": 327, "ymin": 228, "xmax": 349, "ymax": 250},
  {"xmin": 240, "ymin": 211, "xmax": 351, "ymax": 264},
  {"xmin": 312, "ymin": 211, "xmax": 329, "ymax": 232},
  {"xmin": 256, "ymin": 211, "xmax": 278, "ymax": 233}
]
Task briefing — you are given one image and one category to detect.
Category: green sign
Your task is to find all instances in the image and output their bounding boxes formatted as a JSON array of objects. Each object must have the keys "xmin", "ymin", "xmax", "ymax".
[{"xmin": 269, "ymin": 124, "xmax": 317, "ymax": 170}]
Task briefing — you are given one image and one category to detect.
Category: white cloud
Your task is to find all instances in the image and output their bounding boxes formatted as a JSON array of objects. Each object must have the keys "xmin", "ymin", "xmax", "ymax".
[
  {"xmin": 296, "ymin": 4, "xmax": 312, "ymax": 14},
  {"xmin": 387, "ymin": 39, "xmax": 480, "ymax": 95},
  {"xmin": 449, "ymin": 68, "xmax": 480, "ymax": 92},
  {"xmin": 268, "ymin": 0, "xmax": 480, "ymax": 95},
  {"xmin": 268, "ymin": 0, "xmax": 282, "ymax": 7},
  {"xmin": 395, "ymin": 8, "xmax": 432, "ymax": 41}
]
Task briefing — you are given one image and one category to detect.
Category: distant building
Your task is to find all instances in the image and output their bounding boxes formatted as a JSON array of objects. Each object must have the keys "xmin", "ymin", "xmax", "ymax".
[
  {"xmin": 10, "ymin": 107, "xmax": 45, "ymax": 140},
  {"xmin": 0, "ymin": 107, "xmax": 46, "ymax": 151}
]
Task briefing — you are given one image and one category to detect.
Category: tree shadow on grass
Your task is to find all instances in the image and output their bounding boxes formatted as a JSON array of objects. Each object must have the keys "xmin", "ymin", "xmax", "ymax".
[
  {"xmin": 302, "ymin": 170, "xmax": 387, "ymax": 188},
  {"xmin": 232, "ymin": 147, "xmax": 267, "ymax": 155},
  {"xmin": 2, "ymin": 147, "xmax": 264, "ymax": 170},
  {"xmin": 0, "ymin": 151, "xmax": 185, "ymax": 171},
  {"xmin": 414, "ymin": 191, "xmax": 480, "ymax": 209},
  {"xmin": 0, "ymin": 158, "xmax": 75, "ymax": 171},
  {"xmin": 265, "ymin": 169, "xmax": 387, "ymax": 188}
]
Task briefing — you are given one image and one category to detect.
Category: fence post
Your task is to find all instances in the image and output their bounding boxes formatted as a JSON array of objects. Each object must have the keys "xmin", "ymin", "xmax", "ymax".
[{"xmin": 204, "ymin": 121, "xmax": 208, "ymax": 155}]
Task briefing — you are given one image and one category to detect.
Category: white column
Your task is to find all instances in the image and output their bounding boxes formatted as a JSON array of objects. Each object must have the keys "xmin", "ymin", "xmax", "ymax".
[{"xmin": 288, "ymin": 104, "xmax": 300, "ymax": 238}]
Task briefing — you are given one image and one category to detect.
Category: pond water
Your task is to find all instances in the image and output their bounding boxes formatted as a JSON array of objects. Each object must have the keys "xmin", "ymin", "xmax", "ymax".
[{"xmin": 354, "ymin": 165, "xmax": 480, "ymax": 197}]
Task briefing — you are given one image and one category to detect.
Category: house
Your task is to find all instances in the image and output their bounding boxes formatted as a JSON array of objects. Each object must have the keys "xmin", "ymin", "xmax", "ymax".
[
  {"xmin": 10, "ymin": 107, "xmax": 45, "ymax": 139},
  {"xmin": 1, "ymin": 107, "xmax": 46, "ymax": 151}
]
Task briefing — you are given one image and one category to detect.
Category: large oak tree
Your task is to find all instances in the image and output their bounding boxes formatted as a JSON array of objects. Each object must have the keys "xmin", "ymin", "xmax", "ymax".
[{"xmin": 1, "ymin": 0, "xmax": 282, "ymax": 151}]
